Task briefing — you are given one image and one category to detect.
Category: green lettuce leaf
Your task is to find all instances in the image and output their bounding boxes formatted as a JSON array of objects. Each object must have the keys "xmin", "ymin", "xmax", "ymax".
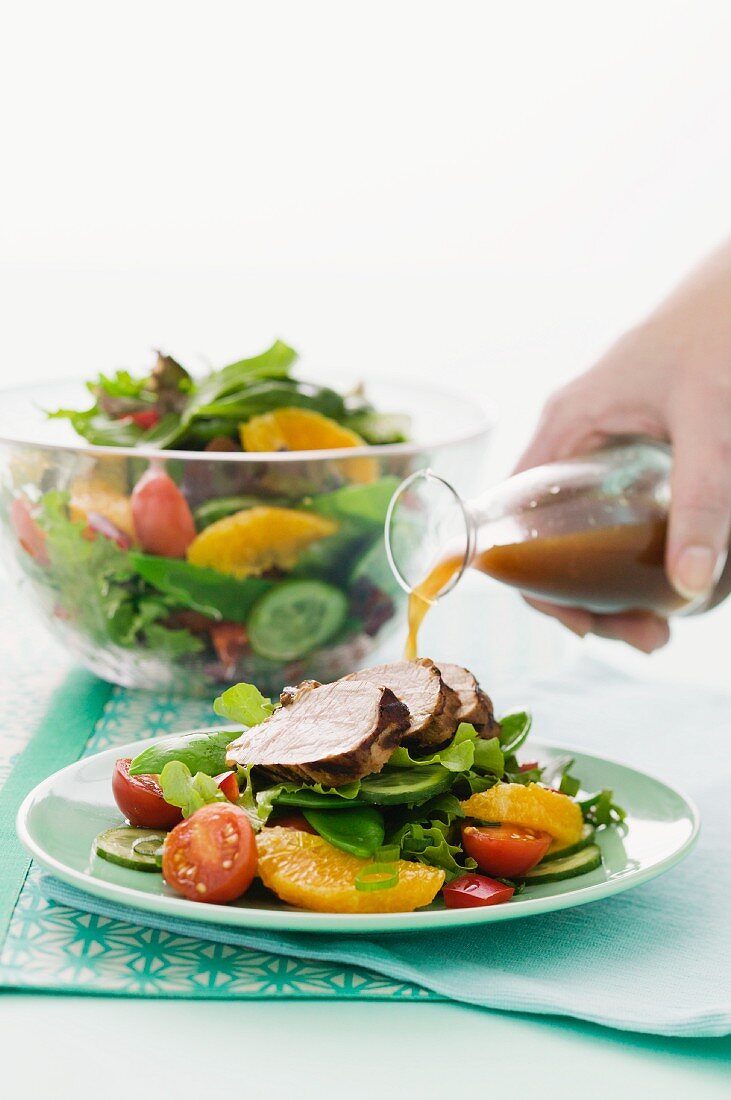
[
  {"xmin": 159, "ymin": 761, "xmax": 227, "ymax": 818},
  {"xmin": 472, "ymin": 736, "xmax": 504, "ymax": 777},
  {"xmin": 387, "ymin": 793, "xmax": 474, "ymax": 880},
  {"xmin": 88, "ymin": 369, "xmax": 148, "ymax": 400},
  {"xmin": 213, "ymin": 682, "xmax": 276, "ymax": 726},
  {"xmin": 388, "ymin": 723, "xmax": 504, "ymax": 777},
  {"xmin": 142, "ymin": 623, "xmax": 204, "ymax": 659},
  {"xmin": 391, "ymin": 818, "xmax": 475, "ymax": 880},
  {"xmin": 35, "ymin": 492, "xmax": 202, "ymax": 659}
]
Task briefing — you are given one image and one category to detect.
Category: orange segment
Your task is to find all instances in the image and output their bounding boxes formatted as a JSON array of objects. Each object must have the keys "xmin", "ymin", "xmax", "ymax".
[
  {"xmin": 460, "ymin": 783, "xmax": 583, "ymax": 847},
  {"xmin": 240, "ymin": 407, "xmax": 377, "ymax": 483},
  {"xmin": 69, "ymin": 476, "xmax": 135, "ymax": 540},
  {"xmin": 256, "ymin": 827, "xmax": 445, "ymax": 914},
  {"xmin": 186, "ymin": 506, "xmax": 337, "ymax": 578}
]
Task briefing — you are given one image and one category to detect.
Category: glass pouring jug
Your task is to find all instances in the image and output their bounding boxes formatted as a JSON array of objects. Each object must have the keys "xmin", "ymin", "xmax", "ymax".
[{"xmin": 385, "ymin": 439, "xmax": 731, "ymax": 656}]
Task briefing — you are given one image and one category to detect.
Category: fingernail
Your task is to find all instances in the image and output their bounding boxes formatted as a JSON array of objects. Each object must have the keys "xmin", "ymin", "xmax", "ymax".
[{"xmin": 672, "ymin": 545, "xmax": 718, "ymax": 600}]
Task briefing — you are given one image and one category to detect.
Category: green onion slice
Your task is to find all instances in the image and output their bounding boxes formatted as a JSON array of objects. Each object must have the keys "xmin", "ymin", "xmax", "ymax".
[{"xmin": 355, "ymin": 863, "xmax": 400, "ymax": 892}]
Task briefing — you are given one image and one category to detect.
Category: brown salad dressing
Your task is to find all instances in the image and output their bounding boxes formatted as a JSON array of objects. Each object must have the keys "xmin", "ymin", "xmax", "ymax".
[{"xmin": 406, "ymin": 517, "xmax": 731, "ymax": 659}]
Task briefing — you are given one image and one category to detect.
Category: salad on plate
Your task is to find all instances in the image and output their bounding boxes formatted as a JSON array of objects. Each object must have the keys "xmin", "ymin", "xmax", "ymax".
[{"xmin": 95, "ymin": 658, "xmax": 626, "ymax": 913}]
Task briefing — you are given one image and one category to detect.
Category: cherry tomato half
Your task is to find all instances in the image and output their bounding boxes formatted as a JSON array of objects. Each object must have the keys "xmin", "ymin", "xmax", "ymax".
[
  {"xmin": 11, "ymin": 498, "xmax": 49, "ymax": 565},
  {"xmin": 442, "ymin": 874, "xmax": 515, "ymax": 909},
  {"xmin": 162, "ymin": 803, "xmax": 257, "ymax": 904},
  {"xmin": 214, "ymin": 770, "xmax": 240, "ymax": 803},
  {"xmin": 127, "ymin": 408, "xmax": 160, "ymax": 431},
  {"xmin": 131, "ymin": 469, "xmax": 196, "ymax": 558},
  {"xmin": 112, "ymin": 758, "xmax": 183, "ymax": 830},
  {"xmin": 461, "ymin": 823, "xmax": 552, "ymax": 878}
]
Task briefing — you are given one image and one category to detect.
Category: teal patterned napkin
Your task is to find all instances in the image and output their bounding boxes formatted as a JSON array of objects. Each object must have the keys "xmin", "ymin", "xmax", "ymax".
[{"xmin": 33, "ymin": 666, "xmax": 731, "ymax": 1038}]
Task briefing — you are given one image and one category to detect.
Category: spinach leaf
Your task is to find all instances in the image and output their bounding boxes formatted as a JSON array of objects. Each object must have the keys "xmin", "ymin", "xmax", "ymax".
[
  {"xmin": 130, "ymin": 553, "xmax": 273, "ymax": 621},
  {"xmin": 579, "ymin": 789, "xmax": 627, "ymax": 827},
  {"xmin": 303, "ymin": 806, "xmax": 385, "ymax": 858},
  {"xmin": 142, "ymin": 340, "xmax": 299, "ymax": 448},
  {"xmin": 498, "ymin": 711, "xmax": 532, "ymax": 753},
  {"xmin": 255, "ymin": 778, "xmax": 362, "ymax": 822},
  {"xmin": 129, "ymin": 728, "xmax": 238, "ymax": 777},
  {"xmin": 306, "ymin": 477, "xmax": 400, "ymax": 525},
  {"xmin": 195, "ymin": 380, "xmax": 345, "ymax": 423}
]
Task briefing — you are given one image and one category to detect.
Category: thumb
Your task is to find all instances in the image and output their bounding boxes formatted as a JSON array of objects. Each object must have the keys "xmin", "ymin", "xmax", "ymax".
[{"xmin": 667, "ymin": 387, "xmax": 731, "ymax": 603}]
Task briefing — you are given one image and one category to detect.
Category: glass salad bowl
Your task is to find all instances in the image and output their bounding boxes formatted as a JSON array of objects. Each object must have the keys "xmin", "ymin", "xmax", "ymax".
[{"xmin": 0, "ymin": 376, "xmax": 494, "ymax": 695}]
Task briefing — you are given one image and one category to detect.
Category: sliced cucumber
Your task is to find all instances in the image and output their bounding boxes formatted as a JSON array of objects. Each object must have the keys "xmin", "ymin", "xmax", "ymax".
[
  {"xmin": 95, "ymin": 826, "xmax": 167, "ymax": 872},
  {"xmin": 520, "ymin": 844, "xmax": 602, "ymax": 885},
  {"xmin": 540, "ymin": 823, "xmax": 596, "ymax": 863},
  {"xmin": 358, "ymin": 765, "xmax": 452, "ymax": 806},
  {"xmin": 247, "ymin": 580, "xmax": 348, "ymax": 661}
]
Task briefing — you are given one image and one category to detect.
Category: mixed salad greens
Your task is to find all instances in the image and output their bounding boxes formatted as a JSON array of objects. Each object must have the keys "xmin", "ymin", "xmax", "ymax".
[
  {"xmin": 96, "ymin": 680, "xmax": 626, "ymax": 913},
  {"xmin": 48, "ymin": 340, "xmax": 410, "ymax": 451},
  {"xmin": 5, "ymin": 342, "xmax": 412, "ymax": 689}
]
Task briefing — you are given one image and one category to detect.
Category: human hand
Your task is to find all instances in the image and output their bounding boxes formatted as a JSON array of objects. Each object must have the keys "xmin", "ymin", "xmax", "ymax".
[{"xmin": 516, "ymin": 242, "xmax": 731, "ymax": 651}]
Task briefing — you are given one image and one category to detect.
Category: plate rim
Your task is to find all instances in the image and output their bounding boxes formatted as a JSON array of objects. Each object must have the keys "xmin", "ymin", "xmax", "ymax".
[{"xmin": 16, "ymin": 735, "xmax": 701, "ymax": 936}]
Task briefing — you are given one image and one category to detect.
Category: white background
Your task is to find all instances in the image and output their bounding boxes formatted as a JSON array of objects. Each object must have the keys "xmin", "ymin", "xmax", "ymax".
[
  {"xmin": 2, "ymin": 0, "xmax": 730, "ymax": 684},
  {"xmin": 1, "ymin": 5, "xmax": 731, "ymax": 1093}
]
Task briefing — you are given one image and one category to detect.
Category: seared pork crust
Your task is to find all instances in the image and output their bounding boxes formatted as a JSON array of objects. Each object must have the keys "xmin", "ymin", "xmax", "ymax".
[
  {"xmin": 437, "ymin": 662, "xmax": 500, "ymax": 737},
  {"xmin": 343, "ymin": 658, "xmax": 461, "ymax": 750}
]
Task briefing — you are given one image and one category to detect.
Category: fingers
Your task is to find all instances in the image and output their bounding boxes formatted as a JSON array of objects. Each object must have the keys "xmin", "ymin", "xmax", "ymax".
[
  {"xmin": 524, "ymin": 598, "xmax": 594, "ymax": 637},
  {"xmin": 588, "ymin": 611, "xmax": 670, "ymax": 653},
  {"xmin": 666, "ymin": 372, "xmax": 731, "ymax": 602},
  {"xmin": 525, "ymin": 598, "xmax": 670, "ymax": 653}
]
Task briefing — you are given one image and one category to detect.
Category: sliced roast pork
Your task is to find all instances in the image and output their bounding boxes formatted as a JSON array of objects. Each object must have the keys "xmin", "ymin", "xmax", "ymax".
[
  {"xmin": 225, "ymin": 679, "xmax": 409, "ymax": 786},
  {"xmin": 437, "ymin": 662, "xmax": 500, "ymax": 737},
  {"xmin": 343, "ymin": 658, "xmax": 461, "ymax": 750}
]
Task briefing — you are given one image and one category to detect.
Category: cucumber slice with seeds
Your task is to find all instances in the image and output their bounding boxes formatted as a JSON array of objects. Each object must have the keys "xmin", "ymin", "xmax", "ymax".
[
  {"xmin": 519, "ymin": 844, "xmax": 602, "ymax": 885},
  {"xmin": 248, "ymin": 580, "xmax": 348, "ymax": 661},
  {"xmin": 95, "ymin": 826, "xmax": 167, "ymax": 872}
]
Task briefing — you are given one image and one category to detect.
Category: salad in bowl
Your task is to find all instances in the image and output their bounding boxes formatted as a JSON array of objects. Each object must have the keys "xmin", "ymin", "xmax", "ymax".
[{"xmin": 0, "ymin": 341, "xmax": 492, "ymax": 693}]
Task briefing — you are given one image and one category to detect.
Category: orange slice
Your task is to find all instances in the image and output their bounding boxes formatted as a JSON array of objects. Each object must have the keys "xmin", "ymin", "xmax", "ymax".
[
  {"xmin": 460, "ymin": 783, "xmax": 583, "ymax": 847},
  {"xmin": 256, "ymin": 827, "xmax": 445, "ymax": 914},
  {"xmin": 240, "ymin": 407, "xmax": 377, "ymax": 483},
  {"xmin": 186, "ymin": 505, "xmax": 337, "ymax": 578}
]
